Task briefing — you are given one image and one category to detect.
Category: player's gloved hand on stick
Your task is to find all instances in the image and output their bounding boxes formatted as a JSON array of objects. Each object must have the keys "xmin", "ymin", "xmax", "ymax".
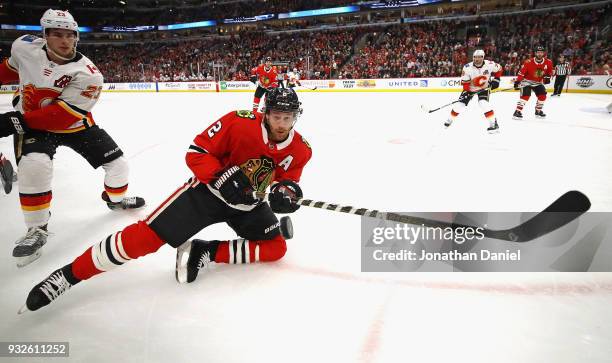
[
  {"xmin": 458, "ymin": 91, "xmax": 472, "ymax": 104},
  {"xmin": 269, "ymin": 180, "xmax": 302, "ymax": 214},
  {"xmin": 250, "ymin": 75, "xmax": 257, "ymax": 85},
  {"xmin": 213, "ymin": 166, "xmax": 258, "ymax": 206},
  {"xmin": 543, "ymin": 75, "xmax": 551, "ymax": 85},
  {"xmin": 0, "ymin": 111, "xmax": 28, "ymax": 137},
  {"xmin": 490, "ymin": 77, "xmax": 500, "ymax": 90},
  {"xmin": 513, "ymin": 80, "xmax": 521, "ymax": 90}
]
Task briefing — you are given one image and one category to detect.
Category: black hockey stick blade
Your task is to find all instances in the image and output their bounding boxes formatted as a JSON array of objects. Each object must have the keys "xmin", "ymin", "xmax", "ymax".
[{"xmin": 483, "ymin": 190, "xmax": 591, "ymax": 242}]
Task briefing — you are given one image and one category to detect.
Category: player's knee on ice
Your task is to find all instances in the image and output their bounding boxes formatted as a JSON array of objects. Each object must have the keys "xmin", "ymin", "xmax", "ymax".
[{"xmin": 258, "ymin": 234, "xmax": 287, "ymax": 262}]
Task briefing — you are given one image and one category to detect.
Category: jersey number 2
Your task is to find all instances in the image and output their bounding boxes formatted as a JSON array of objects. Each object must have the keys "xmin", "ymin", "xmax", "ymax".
[{"xmin": 207, "ymin": 121, "xmax": 222, "ymax": 138}]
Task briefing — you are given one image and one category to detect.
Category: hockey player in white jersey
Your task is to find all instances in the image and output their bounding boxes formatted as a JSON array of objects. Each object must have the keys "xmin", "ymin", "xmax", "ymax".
[
  {"xmin": 285, "ymin": 68, "xmax": 302, "ymax": 88},
  {"xmin": 0, "ymin": 9, "xmax": 145, "ymax": 267},
  {"xmin": 444, "ymin": 49, "xmax": 502, "ymax": 133}
]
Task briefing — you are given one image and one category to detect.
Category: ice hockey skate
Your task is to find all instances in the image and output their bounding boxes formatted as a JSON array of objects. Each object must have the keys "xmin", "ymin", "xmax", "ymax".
[
  {"xmin": 18, "ymin": 265, "xmax": 79, "ymax": 314},
  {"xmin": 175, "ymin": 239, "xmax": 213, "ymax": 284},
  {"xmin": 13, "ymin": 225, "xmax": 49, "ymax": 268},
  {"xmin": 176, "ymin": 217, "xmax": 294, "ymax": 284},
  {"xmin": 512, "ymin": 110, "xmax": 523, "ymax": 120},
  {"xmin": 535, "ymin": 110, "xmax": 546, "ymax": 119},
  {"xmin": 101, "ymin": 191, "xmax": 146, "ymax": 211},
  {"xmin": 487, "ymin": 119, "xmax": 500, "ymax": 133}
]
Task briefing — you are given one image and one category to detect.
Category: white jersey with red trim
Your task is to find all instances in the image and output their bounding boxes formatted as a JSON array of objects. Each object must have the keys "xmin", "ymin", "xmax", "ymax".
[
  {"xmin": 8, "ymin": 34, "xmax": 103, "ymax": 132},
  {"xmin": 461, "ymin": 60, "xmax": 502, "ymax": 92},
  {"xmin": 286, "ymin": 71, "xmax": 301, "ymax": 87}
]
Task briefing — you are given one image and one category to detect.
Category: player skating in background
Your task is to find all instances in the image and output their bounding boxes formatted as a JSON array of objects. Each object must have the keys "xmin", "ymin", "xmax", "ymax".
[
  {"xmin": 285, "ymin": 68, "xmax": 302, "ymax": 89},
  {"xmin": 445, "ymin": 49, "xmax": 502, "ymax": 133},
  {"xmin": 19, "ymin": 88, "xmax": 312, "ymax": 313},
  {"xmin": 250, "ymin": 56, "xmax": 279, "ymax": 111},
  {"xmin": 0, "ymin": 9, "xmax": 145, "ymax": 267},
  {"xmin": 512, "ymin": 45, "xmax": 553, "ymax": 119}
]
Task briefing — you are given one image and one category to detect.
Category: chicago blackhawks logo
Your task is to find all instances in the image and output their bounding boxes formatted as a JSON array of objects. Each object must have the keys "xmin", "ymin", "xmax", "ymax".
[
  {"xmin": 240, "ymin": 156, "xmax": 275, "ymax": 192},
  {"xmin": 21, "ymin": 84, "xmax": 61, "ymax": 112},
  {"xmin": 535, "ymin": 69, "xmax": 544, "ymax": 78},
  {"xmin": 236, "ymin": 110, "xmax": 256, "ymax": 119}
]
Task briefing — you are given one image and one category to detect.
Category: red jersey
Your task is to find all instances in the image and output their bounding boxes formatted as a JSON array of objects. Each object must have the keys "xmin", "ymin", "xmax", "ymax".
[
  {"xmin": 187, "ymin": 110, "xmax": 311, "ymax": 209},
  {"xmin": 516, "ymin": 57, "xmax": 553, "ymax": 85},
  {"xmin": 251, "ymin": 64, "xmax": 279, "ymax": 89}
]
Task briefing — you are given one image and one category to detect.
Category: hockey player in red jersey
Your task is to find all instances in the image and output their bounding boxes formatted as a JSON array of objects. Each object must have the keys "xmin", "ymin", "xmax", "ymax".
[
  {"xmin": 0, "ymin": 9, "xmax": 145, "ymax": 268},
  {"xmin": 250, "ymin": 56, "xmax": 279, "ymax": 111},
  {"xmin": 512, "ymin": 45, "xmax": 553, "ymax": 120},
  {"xmin": 19, "ymin": 88, "xmax": 312, "ymax": 313}
]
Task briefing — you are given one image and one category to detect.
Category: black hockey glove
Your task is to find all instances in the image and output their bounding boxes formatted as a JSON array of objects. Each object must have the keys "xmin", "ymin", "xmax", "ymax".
[
  {"xmin": 250, "ymin": 75, "xmax": 257, "ymax": 85},
  {"xmin": 213, "ymin": 166, "xmax": 258, "ymax": 206},
  {"xmin": 490, "ymin": 77, "xmax": 500, "ymax": 90},
  {"xmin": 269, "ymin": 180, "xmax": 302, "ymax": 214},
  {"xmin": 458, "ymin": 91, "xmax": 472, "ymax": 104},
  {"xmin": 0, "ymin": 111, "xmax": 28, "ymax": 138},
  {"xmin": 513, "ymin": 80, "xmax": 521, "ymax": 90},
  {"xmin": 543, "ymin": 75, "xmax": 551, "ymax": 85}
]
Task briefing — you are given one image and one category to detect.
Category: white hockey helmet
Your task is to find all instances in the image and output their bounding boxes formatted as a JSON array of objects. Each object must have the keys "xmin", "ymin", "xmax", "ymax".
[
  {"xmin": 40, "ymin": 9, "xmax": 79, "ymax": 41},
  {"xmin": 473, "ymin": 49, "xmax": 485, "ymax": 58}
]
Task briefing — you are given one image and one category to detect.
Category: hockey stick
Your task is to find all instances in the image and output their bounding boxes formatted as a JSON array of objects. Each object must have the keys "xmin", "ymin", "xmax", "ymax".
[
  {"xmin": 420, "ymin": 85, "xmax": 522, "ymax": 113},
  {"xmin": 254, "ymin": 190, "xmax": 590, "ymax": 243},
  {"xmin": 420, "ymin": 100, "xmax": 461, "ymax": 113},
  {"xmin": 491, "ymin": 86, "xmax": 518, "ymax": 93},
  {"xmin": 299, "ymin": 84, "xmax": 317, "ymax": 91}
]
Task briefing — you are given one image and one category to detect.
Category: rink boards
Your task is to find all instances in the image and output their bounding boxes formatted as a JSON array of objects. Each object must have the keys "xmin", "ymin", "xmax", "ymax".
[{"xmin": 1, "ymin": 75, "xmax": 610, "ymax": 94}]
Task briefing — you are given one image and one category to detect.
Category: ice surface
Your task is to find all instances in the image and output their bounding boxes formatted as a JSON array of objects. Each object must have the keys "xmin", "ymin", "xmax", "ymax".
[{"xmin": 1, "ymin": 91, "xmax": 611, "ymax": 362}]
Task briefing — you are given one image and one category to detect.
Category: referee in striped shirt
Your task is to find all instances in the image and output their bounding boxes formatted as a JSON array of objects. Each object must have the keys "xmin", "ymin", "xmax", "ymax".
[{"xmin": 552, "ymin": 55, "xmax": 571, "ymax": 96}]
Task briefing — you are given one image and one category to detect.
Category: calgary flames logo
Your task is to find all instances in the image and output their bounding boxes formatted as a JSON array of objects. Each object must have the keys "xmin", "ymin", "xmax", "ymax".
[
  {"xmin": 473, "ymin": 75, "xmax": 488, "ymax": 87},
  {"xmin": 21, "ymin": 84, "xmax": 60, "ymax": 112},
  {"xmin": 240, "ymin": 156, "xmax": 275, "ymax": 192}
]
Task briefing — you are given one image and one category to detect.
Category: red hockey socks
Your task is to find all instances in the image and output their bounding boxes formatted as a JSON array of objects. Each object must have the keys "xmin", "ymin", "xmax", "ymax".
[{"xmin": 71, "ymin": 221, "xmax": 166, "ymax": 281}]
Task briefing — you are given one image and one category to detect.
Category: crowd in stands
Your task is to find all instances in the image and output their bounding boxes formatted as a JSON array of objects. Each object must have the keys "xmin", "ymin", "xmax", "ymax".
[
  {"xmin": 4, "ymin": 0, "xmax": 586, "ymax": 28},
  {"xmin": 1, "ymin": 3, "xmax": 609, "ymax": 82},
  {"xmin": 3, "ymin": 0, "xmax": 352, "ymax": 27},
  {"xmin": 340, "ymin": 22, "xmax": 462, "ymax": 79}
]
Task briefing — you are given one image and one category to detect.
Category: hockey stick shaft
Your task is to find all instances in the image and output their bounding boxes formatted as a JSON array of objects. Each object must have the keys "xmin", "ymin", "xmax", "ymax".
[
  {"xmin": 492, "ymin": 86, "xmax": 516, "ymax": 93},
  {"xmin": 425, "ymin": 100, "xmax": 461, "ymax": 113},
  {"xmin": 299, "ymin": 84, "xmax": 317, "ymax": 91},
  {"xmin": 424, "ymin": 85, "xmax": 522, "ymax": 113},
  {"xmin": 254, "ymin": 191, "xmax": 590, "ymax": 243}
]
